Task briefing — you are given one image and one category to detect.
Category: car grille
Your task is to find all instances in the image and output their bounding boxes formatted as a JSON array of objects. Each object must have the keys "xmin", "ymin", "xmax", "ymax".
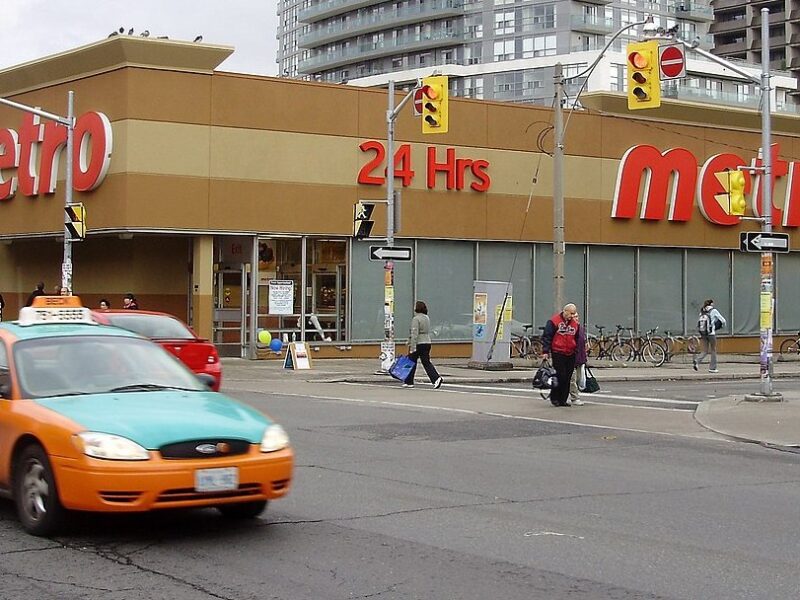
[
  {"xmin": 156, "ymin": 483, "xmax": 262, "ymax": 503},
  {"xmin": 99, "ymin": 491, "xmax": 143, "ymax": 503},
  {"xmin": 159, "ymin": 439, "xmax": 251, "ymax": 459}
]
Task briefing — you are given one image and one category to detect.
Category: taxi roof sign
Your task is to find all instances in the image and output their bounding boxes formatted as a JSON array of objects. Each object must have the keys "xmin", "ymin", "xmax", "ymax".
[
  {"xmin": 19, "ymin": 296, "xmax": 95, "ymax": 326},
  {"xmin": 31, "ymin": 295, "xmax": 84, "ymax": 308}
]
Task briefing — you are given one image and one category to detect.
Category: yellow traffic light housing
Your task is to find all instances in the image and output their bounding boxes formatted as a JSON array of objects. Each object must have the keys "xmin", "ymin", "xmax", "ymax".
[
  {"xmin": 729, "ymin": 170, "xmax": 746, "ymax": 216},
  {"xmin": 421, "ymin": 76, "xmax": 449, "ymax": 134},
  {"xmin": 714, "ymin": 169, "xmax": 747, "ymax": 216},
  {"xmin": 626, "ymin": 41, "xmax": 661, "ymax": 110}
]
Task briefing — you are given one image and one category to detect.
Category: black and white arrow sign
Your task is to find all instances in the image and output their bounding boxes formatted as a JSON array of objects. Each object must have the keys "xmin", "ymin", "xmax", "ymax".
[
  {"xmin": 739, "ymin": 232, "xmax": 790, "ymax": 253},
  {"xmin": 369, "ymin": 246, "xmax": 413, "ymax": 261}
]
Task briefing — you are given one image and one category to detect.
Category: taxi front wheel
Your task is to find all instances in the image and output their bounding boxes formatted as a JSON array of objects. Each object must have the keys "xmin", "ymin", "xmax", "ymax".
[
  {"xmin": 217, "ymin": 500, "xmax": 267, "ymax": 519},
  {"xmin": 14, "ymin": 444, "xmax": 66, "ymax": 537}
]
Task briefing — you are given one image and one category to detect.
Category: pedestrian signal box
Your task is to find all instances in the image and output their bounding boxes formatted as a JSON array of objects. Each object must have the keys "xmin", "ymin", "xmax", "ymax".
[{"xmin": 65, "ymin": 203, "xmax": 87, "ymax": 241}]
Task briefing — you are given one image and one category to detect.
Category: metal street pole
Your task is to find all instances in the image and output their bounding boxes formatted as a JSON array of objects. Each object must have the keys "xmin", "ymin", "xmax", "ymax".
[
  {"xmin": 379, "ymin": 80, "xmax": 419, "ymax": 373},
  {"xmin": 64, "ymin": 91, "xmax": 75, "ymax": 295},
  {"xmin": 664, "ymin": 13, "xmax": 779, "ymax": 399},
  {"xmin": 553, "ymin": 63, "xmax": 565, "ymax": 312},
  {"xmin": 382, "ymin": 80, "xmax": 398, "ymax": 373},
  {"xmin": 0, "ymin": 92, "xmax": 76, "ymax": 294},
  {"xmin": 757, "ymin": 7, "xmax": 776, "ymax": 397}
]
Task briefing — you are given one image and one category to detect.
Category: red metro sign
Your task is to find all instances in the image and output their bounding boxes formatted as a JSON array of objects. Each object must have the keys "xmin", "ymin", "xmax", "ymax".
[
  {"xmin": 0, "ymin": 111, "xmax": 113, "ymax": 201},
  {"xmin": 612, "ymin": 143, "xmax": 800, "ymax": 227}
]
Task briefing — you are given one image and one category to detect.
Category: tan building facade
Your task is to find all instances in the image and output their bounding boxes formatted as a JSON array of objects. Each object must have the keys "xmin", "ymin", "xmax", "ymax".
[{"xmin": 0, "ymin": 37, "xmax": 798, "ymax": 357}]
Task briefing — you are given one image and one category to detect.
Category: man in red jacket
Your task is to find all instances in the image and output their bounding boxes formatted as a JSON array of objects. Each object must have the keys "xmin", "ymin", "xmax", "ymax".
[{"xmin": 541, "ymin": 303, "xmax": 582, "ymax": 407}]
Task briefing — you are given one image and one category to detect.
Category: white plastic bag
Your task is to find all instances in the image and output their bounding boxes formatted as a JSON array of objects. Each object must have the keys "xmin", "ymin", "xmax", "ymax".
[{"xmin": 577, "ymin": 364, "xmax": 587, "ymax": 391}]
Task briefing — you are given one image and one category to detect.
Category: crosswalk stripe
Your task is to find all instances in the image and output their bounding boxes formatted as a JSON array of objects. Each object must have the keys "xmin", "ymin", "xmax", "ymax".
[{"xmin": 439, "ymin": 383, "xmax": 699, "ymax": 406}]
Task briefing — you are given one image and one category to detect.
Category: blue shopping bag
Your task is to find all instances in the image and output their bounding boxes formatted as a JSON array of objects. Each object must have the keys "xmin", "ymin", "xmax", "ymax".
[{"xmin": 389, "ymin": 355, "xmax": 415, "ymax": 381}]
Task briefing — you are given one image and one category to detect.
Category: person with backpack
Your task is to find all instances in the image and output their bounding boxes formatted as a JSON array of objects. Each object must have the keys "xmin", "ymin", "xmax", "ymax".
[{"xmin": 693, "ymin": 298, "xmax": 727, "ymax": 373}]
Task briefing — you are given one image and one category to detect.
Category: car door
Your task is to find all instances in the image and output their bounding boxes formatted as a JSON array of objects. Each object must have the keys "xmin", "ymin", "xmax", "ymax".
[{"xmin": 0, "ymin": 337, "xmax": 14, "ymax": 487}]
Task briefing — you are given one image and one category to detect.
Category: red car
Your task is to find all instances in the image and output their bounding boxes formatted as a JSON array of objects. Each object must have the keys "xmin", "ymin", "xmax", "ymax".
[{"xmin": 92, "ymin": 310, "xmax": 222, "ymax": 391}]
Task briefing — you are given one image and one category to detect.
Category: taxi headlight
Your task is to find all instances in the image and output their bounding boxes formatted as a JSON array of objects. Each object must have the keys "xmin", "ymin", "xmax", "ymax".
[
  {"xmin": 260, "ymin": 424, "xmax": 289, "ymax": 453},
  {"xmin": 74, "ymin": 432, "xmax": 150, "ymax": 461}
]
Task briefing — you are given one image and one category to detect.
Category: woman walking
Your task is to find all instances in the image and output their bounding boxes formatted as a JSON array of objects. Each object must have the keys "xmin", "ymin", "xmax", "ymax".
[
  {"xmin": 403, "ymin": 301, "xmax": 443, "ymax": 389},
  {"xmin": 693, "ymin": 298, "xmax": 727, "ymax": 373}
]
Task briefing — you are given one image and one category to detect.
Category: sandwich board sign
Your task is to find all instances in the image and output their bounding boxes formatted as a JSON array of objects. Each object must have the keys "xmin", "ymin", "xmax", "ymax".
[{"xmin": 283, "ymin": 341, "xmax": 312, "ymax": 370}]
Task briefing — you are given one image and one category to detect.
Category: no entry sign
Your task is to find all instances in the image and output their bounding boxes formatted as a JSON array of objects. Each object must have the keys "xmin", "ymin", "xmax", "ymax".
[
  {"xmin": 659, "ymin": 44, "xmax": 686, "ymax": 80},
  {"xmin": 413, "ymin": 88, "xmax": 424, "ymax": 116}
]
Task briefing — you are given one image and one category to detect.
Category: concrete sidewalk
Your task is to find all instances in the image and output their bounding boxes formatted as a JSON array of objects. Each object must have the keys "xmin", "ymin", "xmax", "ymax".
[{"xmin": 222, "ymin": 354, "xmax": 800, "ymax": 448}]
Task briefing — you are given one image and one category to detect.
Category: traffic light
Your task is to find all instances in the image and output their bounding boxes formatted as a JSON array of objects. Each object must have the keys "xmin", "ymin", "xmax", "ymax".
[
  {"xmin": 729, "ymin": 170, "xmax": 746, "ymax": 216},
  {"xmin": 421, "ymin": 76, "xmax": 449, "ymax": 134},
  {"xmin": 64, "ymin": 203, "xmax": 86, "ymax": 241},
  {"xmin": 353, "ymin": 201, "xmax": 375, "ymax": 239},
  {"xmin": 626, "ymin": 41, "xmax": 661, "ymax": 110}
]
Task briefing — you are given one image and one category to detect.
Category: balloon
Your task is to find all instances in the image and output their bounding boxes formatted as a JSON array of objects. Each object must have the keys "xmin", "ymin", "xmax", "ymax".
[
  {"xmin": 269, "ymin": 338, "xmax": 283, "ymax": 353},
  {"xmin": 257, "ymin": 330, "xmax": 272, "ymax": 346}
]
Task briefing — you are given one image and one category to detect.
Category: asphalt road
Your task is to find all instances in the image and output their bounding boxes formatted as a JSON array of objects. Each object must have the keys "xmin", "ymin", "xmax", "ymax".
[{"xmin": 0, "ymin": 379, "xmax": 798, "ymax": 599}]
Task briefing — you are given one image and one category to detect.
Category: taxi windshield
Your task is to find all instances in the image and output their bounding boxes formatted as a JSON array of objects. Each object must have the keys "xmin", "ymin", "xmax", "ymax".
[{"xmin": 13, "ymin": 335, "xmax": 208, "ymax": 398}]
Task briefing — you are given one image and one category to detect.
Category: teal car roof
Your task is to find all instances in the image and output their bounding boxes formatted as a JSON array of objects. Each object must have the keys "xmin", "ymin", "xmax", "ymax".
[{"xmin": 0, "ymin": 321, "xmax": 142, "ymax": 341}]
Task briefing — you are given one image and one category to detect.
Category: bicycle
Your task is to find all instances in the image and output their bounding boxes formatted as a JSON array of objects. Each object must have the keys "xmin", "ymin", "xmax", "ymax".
[
  {"xmin": 662, "ymin": 330, "xmax": 700, "ymax": 362},
  {"xmin": 613, "ymin": 327, "xmax": 666, "ymax": 366},
  {"xmin": 587, "ymin": 324, "xmax": 623, "ymax": 360},
  {"xmin": 779, "ymin": 331, "xmax": 800, "ymax": 359},
  {"xmin": 511, "ymin": 324, "xmax": 544, "ymax": 360}
]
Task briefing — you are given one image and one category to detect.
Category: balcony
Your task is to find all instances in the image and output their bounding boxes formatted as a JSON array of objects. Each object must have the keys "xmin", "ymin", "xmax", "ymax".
[
  {"xmin": 298, "ymin": 29, "xmax": 463, "ymax": 73},
  {"xmin": 790, "ymin": 32, "xmax": 800, "ymax": 46},
  {"xmin": 752, "ymin": 33, "xmax": 787, "ymax": 50},
  {"xmin": 750, "ymin": 10, "xmax": 786, "ymax": 28},
  {"xmin": 708, "ymin": 17, "xmax": 747, "ymax": 35},
  {"xmin": 661, "ymin": 86, "xmax": 800, "ymax": 116},
  {"xmin": 300, "ymin": 0, "xmax": 384, "ymax": 24},
  {"xmin": 714, "ymin": 38, "xmax": 748, "ymax": 54},
  {"xmin": 569, "ymin": 14, "xmax": 614, "ymax": 35},
  {"xmin": 299, "ymin": 0, "xmax": 463, "ymax": 48},
  {"xmin": 669, "ymin": 2, "xmax": 714, "ymax": 22},
  {"xmin": 790, "ymin": 9, "xmax": 800, "ymax": 22},
  {"xmin": 578, "ymin": 0, "xmax": 613, "ymax": 5}
]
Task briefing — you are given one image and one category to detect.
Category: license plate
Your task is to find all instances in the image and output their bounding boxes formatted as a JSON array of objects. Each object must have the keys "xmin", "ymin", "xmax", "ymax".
[{"xmin": 195, "ymin": 467, "xmax": 239, "ymax": 492}]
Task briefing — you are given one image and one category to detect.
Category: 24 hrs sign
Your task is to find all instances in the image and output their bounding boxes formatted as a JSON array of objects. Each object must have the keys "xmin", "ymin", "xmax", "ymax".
[{"xmin": 358, "ymin": 141, "xmax": 491, "ymax": 192}]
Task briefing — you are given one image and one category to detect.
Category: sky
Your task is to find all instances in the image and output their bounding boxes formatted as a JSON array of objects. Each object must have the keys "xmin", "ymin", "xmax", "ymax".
[{"xmin": 0, "ymin": 0, "xmax": 279, "ymax": 76}]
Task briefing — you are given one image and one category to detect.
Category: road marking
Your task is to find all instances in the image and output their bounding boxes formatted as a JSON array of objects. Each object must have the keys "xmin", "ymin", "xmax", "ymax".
[
  {"xmin": 425, "ymin": 382, "xmax": 699, "ymax": 406},
  {"xmin": 265, "ymin": 389, "xmax": 724, "ymax": 441}
]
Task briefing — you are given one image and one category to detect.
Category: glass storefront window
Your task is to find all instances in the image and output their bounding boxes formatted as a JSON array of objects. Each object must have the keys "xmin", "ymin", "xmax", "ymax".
[
  {"xmin": 417, "ymin": 240, "xmax": 474, "ymax": 341},
  {"xmin": 639, "ymin": 248, "xmax": 683, "ymax": 335},
  {"xmin": 534, "ymin": 244, "xmax": 585, "ymax": 329},
  {"xmin": 478, "ymin": 242, "xmax": 532, "ymax": 335},
  {"xmin": 732, "ymin": 252, "xmax": 759, "ymax": 335},
  {"xmin": 586, "ymin": 246, "xmax": 634, "ymax": 332},
  {"xmin": 350, "ymin": 239, "xmax": 413, "ymax": 342},
  {"xmin": 686, "ymin": 249, "xmax": 730, "ymax": 333}
]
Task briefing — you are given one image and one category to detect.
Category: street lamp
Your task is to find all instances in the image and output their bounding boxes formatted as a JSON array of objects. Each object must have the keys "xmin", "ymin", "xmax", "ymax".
[
  {"xmin": 0, "ymin": 92, "xmax": 76, "ymax": 294},
  {"xmin": 555, "ymin": 11, "xmax": 781, "ymax": 399},
  {"xmin": 640, "ymin": 10, "xmax": 780, "ymax": 400}
]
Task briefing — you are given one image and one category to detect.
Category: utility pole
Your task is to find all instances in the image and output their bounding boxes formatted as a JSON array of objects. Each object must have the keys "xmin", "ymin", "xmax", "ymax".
[
  {"xmin": 657, "ymin": 12, "xmax": 780, "ymax": 400},
  {"xmin": 0, "ymin": 92, "xmax": 76, "ymax": 294},
  {"xmin": 553, "ymin": 63, "xmax": 565, "ymax": 312},
  {"xmin": 379, "ymin": 80, "xmax": 418, "ymax": 373}
]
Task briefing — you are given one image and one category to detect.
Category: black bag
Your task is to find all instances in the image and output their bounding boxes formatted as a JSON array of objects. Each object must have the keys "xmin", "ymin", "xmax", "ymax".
[
  {"xmin": 532, "ymin": 359, "xmax": 559, "ymax": 390},
  {"xmin": 713, "ymin": 317, "xmax": 724, "ymax": 331},
  {"xmin": 582, "ymin": 365, "xmax": 600, "ymax": 394}
]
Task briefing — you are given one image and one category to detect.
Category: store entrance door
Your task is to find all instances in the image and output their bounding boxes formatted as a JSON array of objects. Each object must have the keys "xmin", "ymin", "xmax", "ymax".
[{"xmin": 213, "ymin": 266, "xmax": 249, "ymax": 357}]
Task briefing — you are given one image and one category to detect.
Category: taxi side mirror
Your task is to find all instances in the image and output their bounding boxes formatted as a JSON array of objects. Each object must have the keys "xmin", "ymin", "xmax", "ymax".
[{"xmin": 196, "ymin": 373, "xmax": 216, "ymax": 389}]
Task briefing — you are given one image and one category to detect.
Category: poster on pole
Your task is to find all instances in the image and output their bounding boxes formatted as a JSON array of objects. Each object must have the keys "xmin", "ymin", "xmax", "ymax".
[{"xmin": 269, "ymin": 280, "xmax": 294, "ymax": 315}]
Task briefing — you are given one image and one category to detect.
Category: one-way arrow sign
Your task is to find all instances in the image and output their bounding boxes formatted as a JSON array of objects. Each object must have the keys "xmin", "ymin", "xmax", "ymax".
[
  {"xmin": 369, "ymin": 246, "xmax": 413, "ymax": 261},
  {"xmin": 739, "ymin": 232, "xmax": 790, "ymax": 253}
]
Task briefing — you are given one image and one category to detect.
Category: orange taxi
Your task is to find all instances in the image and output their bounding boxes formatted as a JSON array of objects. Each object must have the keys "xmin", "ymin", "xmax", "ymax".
[{"xmin": 0, "ymin": 296, "xmax": 293, "ymax": 536}]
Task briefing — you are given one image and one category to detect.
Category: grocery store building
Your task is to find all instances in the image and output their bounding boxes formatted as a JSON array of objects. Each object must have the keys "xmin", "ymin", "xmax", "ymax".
[{"xmin": 0, "ymin": 36, "xmax": 798, "ymax": 358}]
